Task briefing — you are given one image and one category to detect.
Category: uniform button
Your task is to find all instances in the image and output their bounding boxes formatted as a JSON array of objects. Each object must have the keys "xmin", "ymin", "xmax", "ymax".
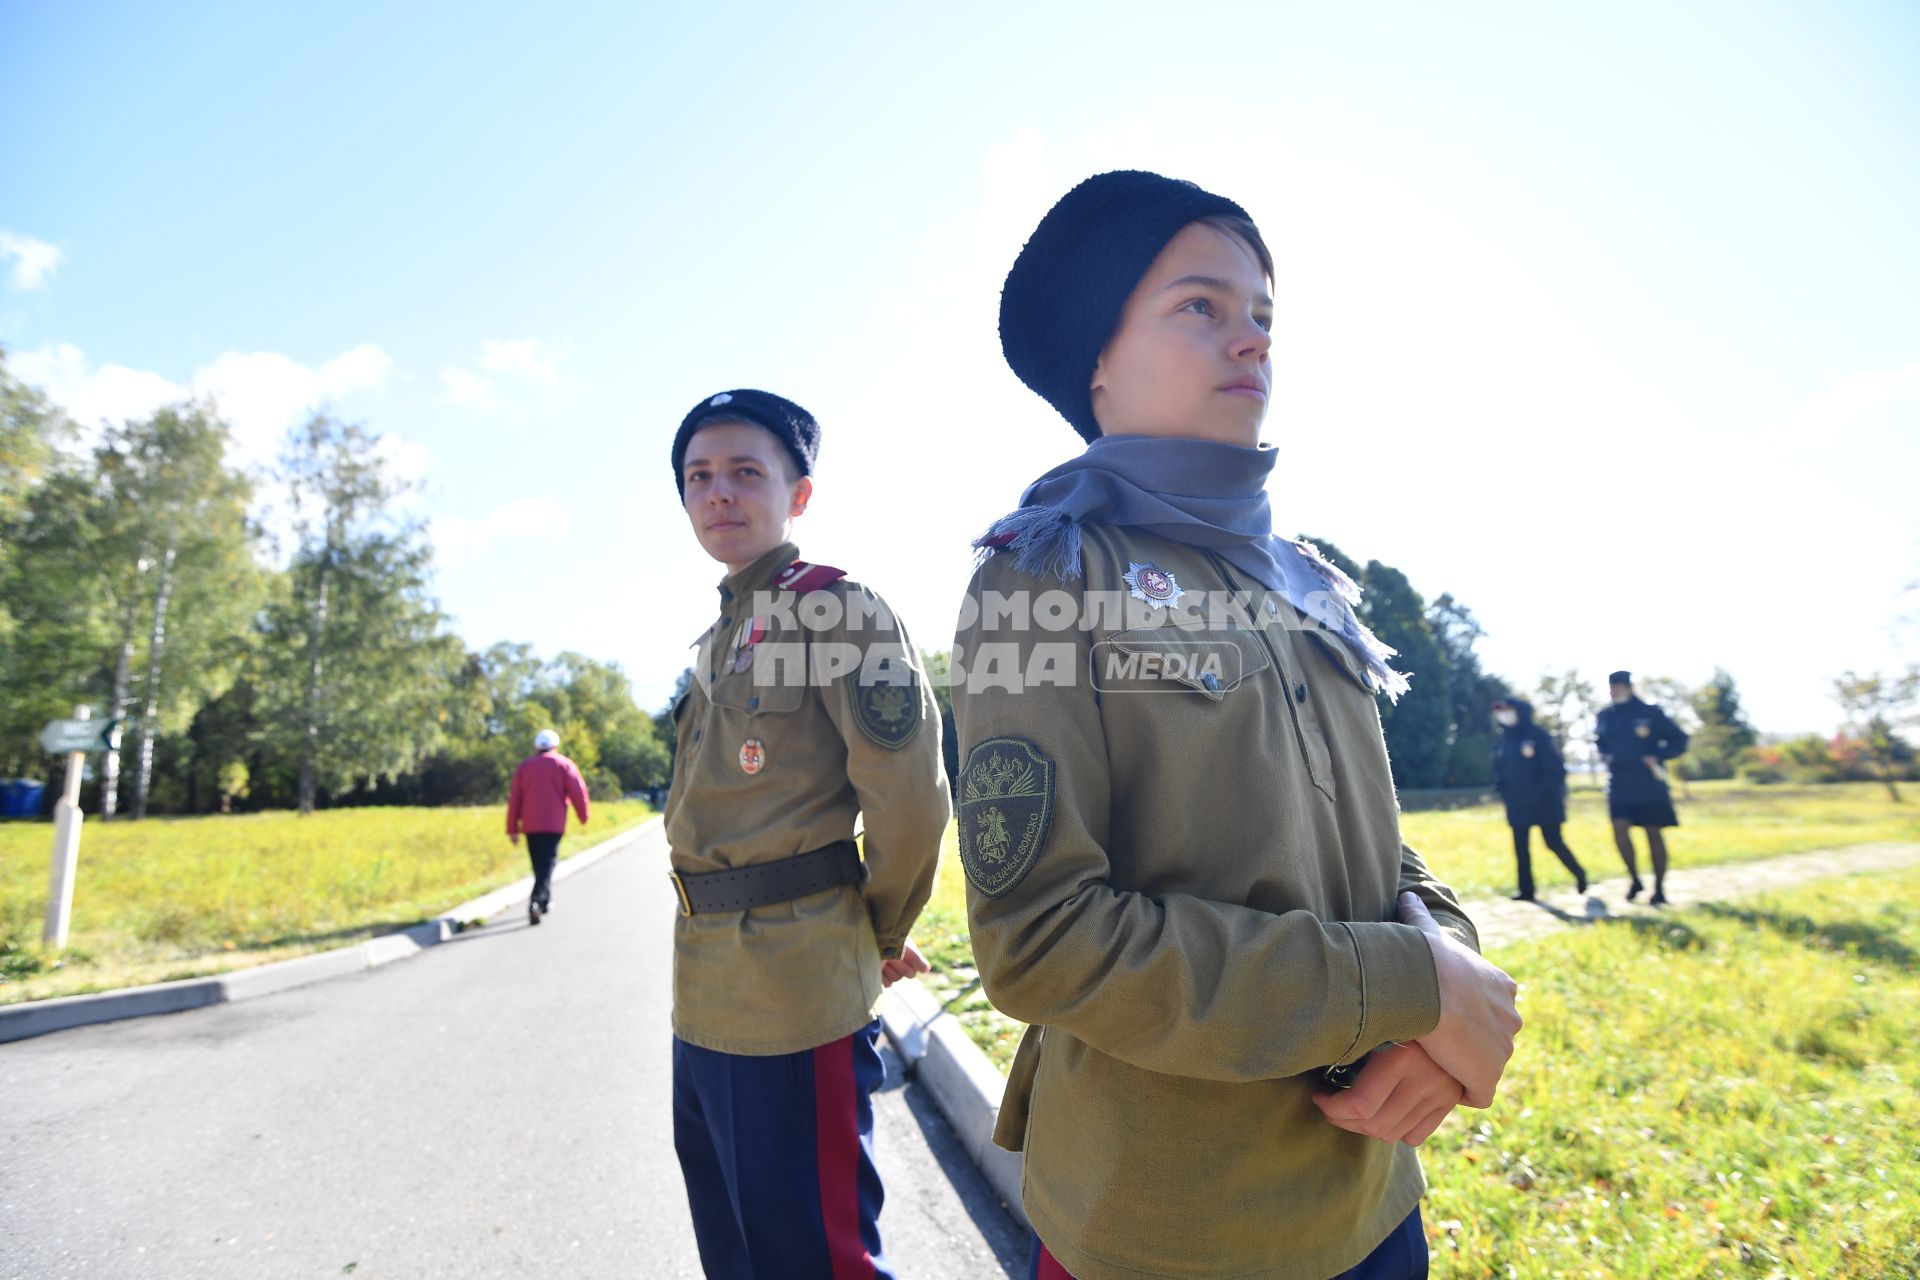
[
  {"xmin": 748, "ymin": 696, "xmax": 759, "ymax": 710},
  {"xmin": 693, "ymin": 730, "xmax": 703, "ymax": 744},
  {"xmin": 1201, "ymin": 672, "xmax": 1222, "ymax": 693},
  {"xmin": 1296, "ymin": 682, "xmax": 1309, "ymax": 703},
  {"xmin": 720, "ymin": 615, "xmax": 732, "ymax": 626}
]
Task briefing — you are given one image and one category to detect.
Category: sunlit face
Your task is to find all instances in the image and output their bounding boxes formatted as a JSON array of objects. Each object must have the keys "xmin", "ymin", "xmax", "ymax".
[
  {"xmin": 1089, "ymin": 222, "xmax": 1274, "ymax": 445},
  {"xmin": 680, "ymin": 421, "xmax": 811, "ymax": 573}
]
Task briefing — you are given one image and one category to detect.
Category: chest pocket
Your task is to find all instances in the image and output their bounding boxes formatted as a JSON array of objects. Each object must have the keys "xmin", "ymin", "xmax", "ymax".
[
  {"xmin": 707, "ymin": 664, "xmax": 808, "ymax": 716},
  {"xmin": 1104, "ymin": 625, "xmax": 1271, "ymax": 699}
]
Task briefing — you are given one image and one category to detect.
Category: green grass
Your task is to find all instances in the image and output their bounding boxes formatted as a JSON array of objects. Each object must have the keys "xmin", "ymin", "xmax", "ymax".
[
  {"xmin": 1400, "ymin": 780, "xmax": 1920, "ymax": 899},
  {"xmin": 0, "ymin": 802, "xmax": 654, "ymax": 1003},
  {"xmin": 914, "ymin": 781, "xmax": 1920, "ymax": 1075},
  {"xmin": 1423, "ymin": 866, "xmax": 1920, "ymax": 1278}
]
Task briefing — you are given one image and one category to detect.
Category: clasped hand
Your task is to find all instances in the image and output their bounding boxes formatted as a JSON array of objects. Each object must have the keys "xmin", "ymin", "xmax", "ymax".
[{"xmin": 1313, "ymin": 892, "xmax": 1521, "ymax": 1146}]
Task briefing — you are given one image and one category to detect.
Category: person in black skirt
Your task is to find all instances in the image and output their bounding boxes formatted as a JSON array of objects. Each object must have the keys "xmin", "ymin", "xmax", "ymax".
[{"xmin": 1593, "ymin": 670, "xmax": 1690, "ymax": 906}]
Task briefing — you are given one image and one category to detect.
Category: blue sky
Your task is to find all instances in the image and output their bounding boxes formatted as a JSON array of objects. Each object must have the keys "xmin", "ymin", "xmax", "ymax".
[{"xmin": 4, "ymin": 0, "xmax": 1916, "ymax": 735}]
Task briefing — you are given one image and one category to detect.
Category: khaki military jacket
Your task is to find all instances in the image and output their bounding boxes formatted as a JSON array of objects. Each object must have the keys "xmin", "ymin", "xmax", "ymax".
[
  {"xmin": 953, "ymin": 523, "xmax": 1480, "ymax": 1280},
  {"xmin": 666, "ymin": 541, "xmax": 950, "ymax": 1056}
]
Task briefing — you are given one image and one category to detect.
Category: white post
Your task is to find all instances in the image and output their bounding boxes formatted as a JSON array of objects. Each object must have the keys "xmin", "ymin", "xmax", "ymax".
[{"xmin": 44, "ymin": 704, "xmax": 89, "ymax": 949}]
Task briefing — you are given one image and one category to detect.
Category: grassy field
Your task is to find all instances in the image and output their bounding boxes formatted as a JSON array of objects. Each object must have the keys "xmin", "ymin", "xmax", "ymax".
[
  {"xmin": 0, "ymin": 802, "xmax": 654, "ymax": 1003},
  {"xmin": 1424, "ymin": 865, "xmax": 1920, "ymax": 1278},
  {"xmin": 1397, "ymin": 780, "xmax": 1920, "ymax": 899},
  {"xmin": 915, "ymin": 781, "xmax": 1920, "ymax": 1074},
  {"xmin": 913, "ymin": 782, "xmax": 1920, "ymax": 1276}
]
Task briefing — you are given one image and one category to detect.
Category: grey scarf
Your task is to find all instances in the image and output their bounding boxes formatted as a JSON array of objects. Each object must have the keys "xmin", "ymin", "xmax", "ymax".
[{"xmin": 974, "ymin": 435, "xmax": 1409, "ymax": 699}]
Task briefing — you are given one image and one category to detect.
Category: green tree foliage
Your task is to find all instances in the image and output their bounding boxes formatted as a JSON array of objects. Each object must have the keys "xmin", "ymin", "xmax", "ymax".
[
  {"xmin": 1832, "ymin": 669, "xmax": 1920, "ymax": 801},
  {"xmin": 1531, "ymin": 669, "xmax": 1601, "ymax": 775},
  {"xmin": 1426, "ymin": 593, "xmax": 1512, "ymax": 788},
  {"xmin": 89, "ymin": 406, "xmax": 262, "ymax": 818},
  {"xmin": 1683, "ymin": 668, "xmax": 1759, "ymax": 781},
  {"xmin": 258, "ymin": 415, "xmax": 448, "ymax": 813},
  {"xmin": 1358, "ymin": 560, "xmax": 1452, "ymax": 789}
]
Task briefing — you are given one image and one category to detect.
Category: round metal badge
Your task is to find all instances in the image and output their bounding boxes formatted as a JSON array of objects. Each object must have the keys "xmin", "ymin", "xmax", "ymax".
[
  {"xmin": 739, "ymin": 738, "xmax": 766, "ymax": 775},
  {"xmin": 1123, "ymin": 561, "xmax": 1185, "ymax": 606}
]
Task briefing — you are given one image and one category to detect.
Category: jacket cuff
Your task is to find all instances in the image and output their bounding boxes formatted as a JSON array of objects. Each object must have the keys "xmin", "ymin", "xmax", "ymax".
[
  {"xmin": 1340, "ymin": 922, "xmax": 1443, "ymax": 1055},
  {"xmin": 875, "ymin": 935, "xmax": 906, "ymax": 960}
]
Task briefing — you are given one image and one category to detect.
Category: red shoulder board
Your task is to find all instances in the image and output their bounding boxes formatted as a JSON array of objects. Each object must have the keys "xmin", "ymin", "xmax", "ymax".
[
  {"xmin": 980, "ymin": 531, "xmax": 1017, "ymax": 549},
  {"xmin": 772, "ymin": 559, "xmax": 848, "ymax": 594}
]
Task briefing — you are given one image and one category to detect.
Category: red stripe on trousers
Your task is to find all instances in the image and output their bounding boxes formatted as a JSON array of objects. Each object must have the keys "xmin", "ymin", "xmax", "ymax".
[
  {"xmin": 1036, "ymin": 1242, "xmax": 1075, "ymax": 1279},
  {"xmin": 812, "ymin": 1036, "xmax": 876, "ymax": 1280}
]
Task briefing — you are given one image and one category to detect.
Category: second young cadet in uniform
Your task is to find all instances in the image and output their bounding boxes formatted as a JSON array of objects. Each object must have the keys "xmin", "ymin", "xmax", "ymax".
[{"xmin": 663, "ymin": 388, "xmax": 950, "ymax": 1280}]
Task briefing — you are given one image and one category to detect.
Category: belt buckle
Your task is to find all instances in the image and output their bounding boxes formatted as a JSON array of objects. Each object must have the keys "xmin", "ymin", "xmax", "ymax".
[{"xmin": 668, "ymin": 870, "xmax": 694, "ymax": 917}]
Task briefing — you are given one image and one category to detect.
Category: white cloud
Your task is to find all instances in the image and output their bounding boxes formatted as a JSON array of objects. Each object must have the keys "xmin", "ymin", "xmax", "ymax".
[
  {"xmin": 10, "ymin": 342, "xmax": 186, "ymax": 430},
  {"xmin": 12, "ymin": 341, "xmax": 397, "ymax": 466},
  {"xmin": 432, "ymin": 497, "xmax": 571, "ymax": 567},
  {"xmin": 439, "ymin": 337, "xmax": 571, "ymax": 413},
  {"xmin": 479, "ymin": 338, "xmax": 562, "ymax": 387},
  {"xmin": 440, "ymin": 365, "xmax": 497, "ymax": 411},
  {"xmin": 0, "ymin": 230, "xmax": 63, "ymax": 290},
  {"xmin": 193, "ymin": 344, "xmax": 396, "ymax": 461}
]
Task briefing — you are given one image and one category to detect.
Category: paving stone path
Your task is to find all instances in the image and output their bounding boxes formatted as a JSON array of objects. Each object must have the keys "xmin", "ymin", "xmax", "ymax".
[{"xmin": 1457, "ymin": 840, "xmax": 1920, "ymax": 949}]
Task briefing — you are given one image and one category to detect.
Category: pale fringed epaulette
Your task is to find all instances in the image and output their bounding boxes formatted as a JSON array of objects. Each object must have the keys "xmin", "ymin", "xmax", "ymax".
[
  {"xmin": 772, "ymin": 560, "xmax": 847, "ymax": 593},
  {"xmin": 1288, "ymin": 539, "xmax": 1410, "ymax": 702},
  {"xmin": 1290, "ymin": 537, "xmax": 1363, "ymax": 606},
  {"xmin": 971, "ymin": 507, "xmax": 1086, "ymax": 581}
]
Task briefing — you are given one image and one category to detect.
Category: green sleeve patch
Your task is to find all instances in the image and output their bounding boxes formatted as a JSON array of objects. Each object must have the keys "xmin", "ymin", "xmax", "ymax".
[
  {"xmin": 852, "ymin": 659, "xmax": 921, "ymax": 750},
  {"xmin": 957, "ymin": 737, "xmax": 1055, "ymax": 898}
]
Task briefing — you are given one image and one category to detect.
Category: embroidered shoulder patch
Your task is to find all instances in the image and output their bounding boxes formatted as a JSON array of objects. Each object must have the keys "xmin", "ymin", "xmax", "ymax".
[
  {"xmin": 853, "ymin": 660, "xmax": 921, "ymax": 750},
  {"xmin": 957, "ymin": 737, "xmax": 1055, "ymax": 898}
]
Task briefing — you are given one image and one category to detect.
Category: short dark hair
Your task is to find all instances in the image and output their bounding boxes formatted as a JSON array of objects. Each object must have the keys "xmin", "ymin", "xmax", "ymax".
[
  {"xmin": 680, "ymin": 413, "xmax": 798, "ymax": 484},
  {"xmin": 1199, "ymin": 214, "xmax": 1275, "ymax": 283}
]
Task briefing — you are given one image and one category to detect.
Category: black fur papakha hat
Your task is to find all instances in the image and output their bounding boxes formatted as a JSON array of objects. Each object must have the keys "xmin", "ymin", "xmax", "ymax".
[
  {"xmin": 999, "ymin": 170, "xmax": 1253, "ymax": 443},
  {"xmin": 672, "ymin": 389, "xmax": 820, "ymax": 498}
]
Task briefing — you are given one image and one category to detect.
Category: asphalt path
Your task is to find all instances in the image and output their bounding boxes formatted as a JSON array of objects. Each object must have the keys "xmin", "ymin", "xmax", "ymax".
[{"xmin": 1, "ymin": 823, "xmax": 1026, "ymax": 1279}]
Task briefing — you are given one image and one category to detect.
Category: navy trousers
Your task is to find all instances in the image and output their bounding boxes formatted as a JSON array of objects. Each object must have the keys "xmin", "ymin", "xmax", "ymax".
[
  {"xmin": 673, "ymin": 1021, "xmax": 894, "ymax": 1280},
  {"xmin": 1028, "ymin": 1206, "xmax": 1427, "ymax": 1279},
  {"xmin": 524, "ymin": 832, "xmax": 560, "ymax": 907}
]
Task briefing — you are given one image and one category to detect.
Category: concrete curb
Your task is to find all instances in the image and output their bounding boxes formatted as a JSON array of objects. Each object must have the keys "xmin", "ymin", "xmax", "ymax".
[
  {"xmin": 0, "ymin": 816, "xmax": 663, "ymax": 1044},
  {"xmin": 876, "ymin": 979, "xmax": 1029, "ymax": 1230}
]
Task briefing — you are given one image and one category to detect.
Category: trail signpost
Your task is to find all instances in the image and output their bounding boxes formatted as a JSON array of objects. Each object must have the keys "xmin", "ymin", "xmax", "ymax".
[{"xmin": 42, "ymin": 706, "xmax": 120, "ymax": 949}]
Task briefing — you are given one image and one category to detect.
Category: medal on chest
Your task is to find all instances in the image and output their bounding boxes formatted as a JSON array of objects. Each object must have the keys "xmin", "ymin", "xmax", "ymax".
[
  {"xmin": 1521, "ymin": 741, "xmax": 1535, "ymax": 759},
  {"xmin": 739, "ymin": 738, "xmax": 766, "ymax": 775},
  {"xmin": 1123, "ymin": 561, "xmax": 1185, "ymax": 607},
  {"xmin": 727, "ymin": 616, "xmax": 769, "ymax": 676},
  {"xmin": 1635, "ymin": 720, "xmax": 1652, "ymax": 739}
]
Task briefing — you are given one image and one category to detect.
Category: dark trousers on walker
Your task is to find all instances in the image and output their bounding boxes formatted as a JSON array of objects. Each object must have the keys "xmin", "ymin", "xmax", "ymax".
[
  {"xmin": 524, "ymin": 832, "xmax": 560, "ymax": 907},
  {"xmin": 1512, "ymin": 822, "xmax": 1584, "ymax": 897},
  {"xmin": 673, "ymin": 1020, "xmax": 894, "ymax": 1280},
  {"xmin": 1027, "ymin": 1206, "xmax": 1427, "ymax": 1278}
]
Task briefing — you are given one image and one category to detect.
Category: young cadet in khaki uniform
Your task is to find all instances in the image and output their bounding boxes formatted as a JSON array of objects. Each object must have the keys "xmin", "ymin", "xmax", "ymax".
[
  {"xmin": 955, "ymin": 172, "xmax": 1523, "ymax": 1280},
  {"xmin": 663, "ymin": 389, "xmax": 950, "ymax": 1280}
]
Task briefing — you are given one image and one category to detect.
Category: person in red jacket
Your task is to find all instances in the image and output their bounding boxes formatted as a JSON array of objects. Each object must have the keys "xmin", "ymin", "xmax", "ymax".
[{"xmin": 507, "ymin": 728, "xmax": 590, "ymax": 926}]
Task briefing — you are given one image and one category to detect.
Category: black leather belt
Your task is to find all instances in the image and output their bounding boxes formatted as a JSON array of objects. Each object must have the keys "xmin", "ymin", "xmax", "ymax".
[{"xmin": 669, "ymin": 840, "xmax": 864, "ymax": 916}]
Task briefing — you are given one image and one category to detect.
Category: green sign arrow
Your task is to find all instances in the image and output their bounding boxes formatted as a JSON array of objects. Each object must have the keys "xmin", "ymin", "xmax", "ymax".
[{"xmin": 39, "ymin": 719, "xmax": 121, "ymax": 754}]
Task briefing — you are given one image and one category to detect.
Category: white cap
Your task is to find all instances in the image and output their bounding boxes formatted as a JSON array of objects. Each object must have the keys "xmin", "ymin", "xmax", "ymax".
[{"xmin": 534, "ymin": 729, "xmax": 560, "ymax": 750}]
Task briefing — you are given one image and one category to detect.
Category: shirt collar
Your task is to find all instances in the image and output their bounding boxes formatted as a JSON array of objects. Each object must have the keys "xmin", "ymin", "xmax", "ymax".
[{"xmin": 717, "ymin": 541, "xmax": 799, "ymax": 607}]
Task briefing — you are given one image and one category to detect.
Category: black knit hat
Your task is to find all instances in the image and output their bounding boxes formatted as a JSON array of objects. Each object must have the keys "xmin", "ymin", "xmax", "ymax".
[
  {"xmin": 672, "ymin": 389, "xmax": 820, "ymax": 497},
  {"xmin": 999, "ymin": 170, "xmax": 1254, "ymax": 443}
]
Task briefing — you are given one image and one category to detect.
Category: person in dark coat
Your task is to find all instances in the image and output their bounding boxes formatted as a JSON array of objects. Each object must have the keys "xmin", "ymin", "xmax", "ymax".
[
  {"xmin": 1593, "ymin": 670, "xmax": 1689, "ymax": 906},
  {"xmin": 1491, "ymin": 698, "xmax": 1587, "ymax": 900}
]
